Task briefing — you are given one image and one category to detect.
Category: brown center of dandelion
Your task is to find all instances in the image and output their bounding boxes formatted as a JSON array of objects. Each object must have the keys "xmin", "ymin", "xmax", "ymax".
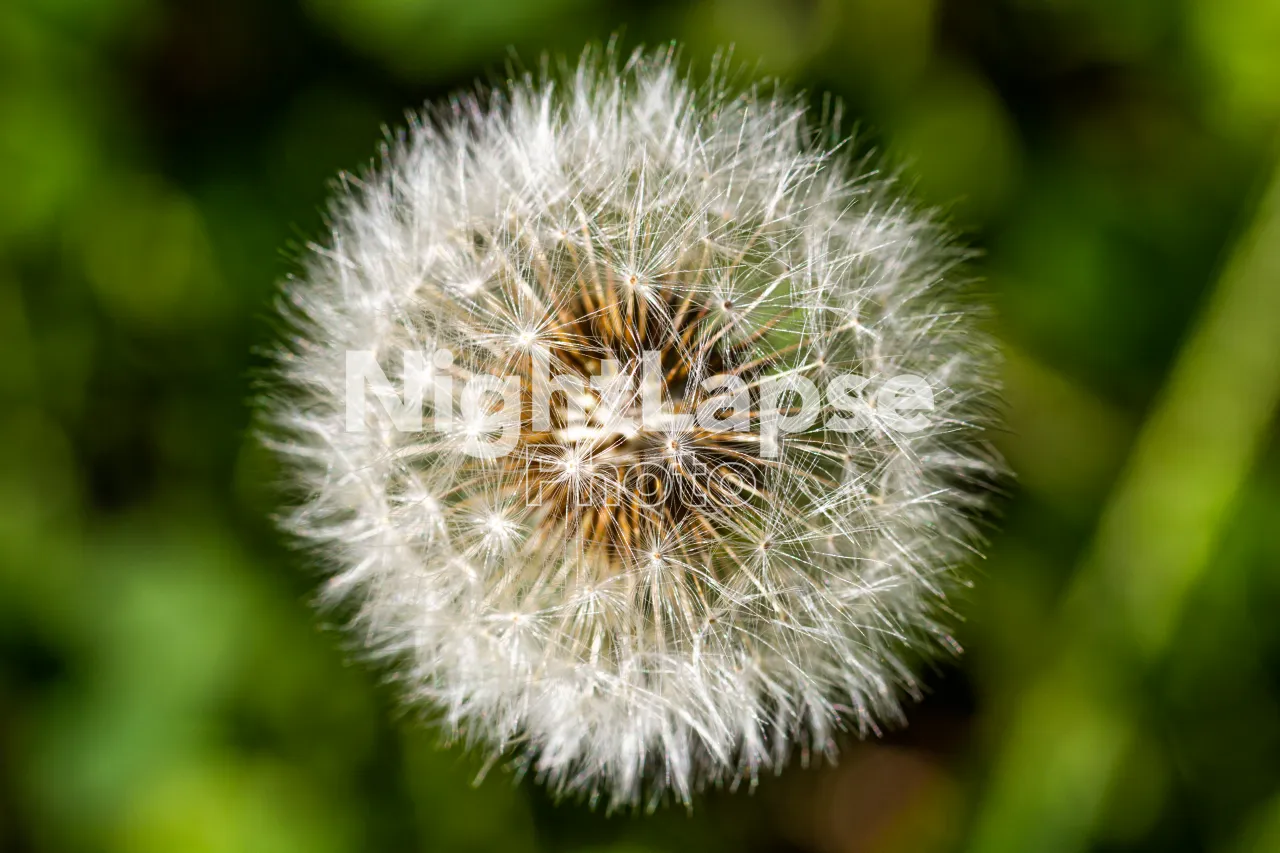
[
  {"xmin": 515, "ymin": 293, "xmax": 763, "ymax": 564},
  {"xmin": 450, "ymin": 227, "xmax": 808, "ymax": 576}
]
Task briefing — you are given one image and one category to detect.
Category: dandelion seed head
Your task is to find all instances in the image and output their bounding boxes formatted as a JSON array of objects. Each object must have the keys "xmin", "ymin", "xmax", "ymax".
[{"xmin": 267, "ymin": 44, "xmax": 1001, "ymax": 810}]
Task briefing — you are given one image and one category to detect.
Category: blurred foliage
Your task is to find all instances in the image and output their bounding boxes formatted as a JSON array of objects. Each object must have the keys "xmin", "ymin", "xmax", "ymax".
[{"xmin": 2, "ymin": 1, "xmax": 1279, "ymax": 852}]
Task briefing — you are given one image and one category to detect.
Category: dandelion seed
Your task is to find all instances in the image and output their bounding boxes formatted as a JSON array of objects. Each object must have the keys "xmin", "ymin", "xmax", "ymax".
[{"xmin": 265, "ymin": 43, "xmax": 1002, "ymax": 810}]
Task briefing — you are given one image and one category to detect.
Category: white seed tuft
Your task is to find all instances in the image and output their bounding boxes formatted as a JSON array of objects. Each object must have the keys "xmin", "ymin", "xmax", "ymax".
[{"xmin": 265, "ymin": 44, "xmax": 1002, "ymax": 810}]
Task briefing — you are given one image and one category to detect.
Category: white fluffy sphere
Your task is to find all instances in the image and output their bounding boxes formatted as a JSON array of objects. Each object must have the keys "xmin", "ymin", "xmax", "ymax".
[{"xmin": 266, "ymin": 45, "xmax": 1001, "ymax": 810}]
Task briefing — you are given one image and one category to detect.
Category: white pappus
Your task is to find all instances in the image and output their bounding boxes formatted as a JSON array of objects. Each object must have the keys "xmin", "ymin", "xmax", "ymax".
[{"xmin": 264, "ymin": 44, "xmax": 1002, "ymax": 811}]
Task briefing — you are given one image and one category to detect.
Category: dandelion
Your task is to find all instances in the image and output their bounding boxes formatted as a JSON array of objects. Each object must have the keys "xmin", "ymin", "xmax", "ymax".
[{"xmin": 265, "ymin": 44, "xmax": 1002, "ymax": 810}]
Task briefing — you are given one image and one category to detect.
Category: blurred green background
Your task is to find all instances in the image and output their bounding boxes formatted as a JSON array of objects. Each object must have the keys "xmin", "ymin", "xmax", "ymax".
[{"xmin": 3, "ymin": 1, "xmax": 1280, "ymax": 851}]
